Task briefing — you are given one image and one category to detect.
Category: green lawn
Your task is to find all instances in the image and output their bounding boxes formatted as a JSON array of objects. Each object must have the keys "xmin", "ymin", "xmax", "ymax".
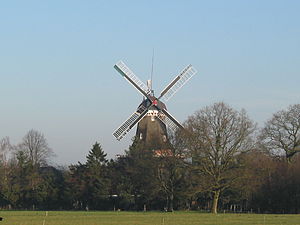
[{"xmin": 0, "ymin": 211, "xmax": 300, "ymax": 225}]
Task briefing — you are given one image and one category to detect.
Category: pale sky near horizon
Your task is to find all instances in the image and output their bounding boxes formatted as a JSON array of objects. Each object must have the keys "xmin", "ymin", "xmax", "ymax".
[{"xmin": 0, "ymin": 0, "xmax": 299, "ymax": 165}]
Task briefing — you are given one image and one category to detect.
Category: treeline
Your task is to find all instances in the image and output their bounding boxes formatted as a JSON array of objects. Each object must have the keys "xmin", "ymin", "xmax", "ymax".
[{"xmin": 0, "ymin": 102, "xmax": 300, "ymax": 213}]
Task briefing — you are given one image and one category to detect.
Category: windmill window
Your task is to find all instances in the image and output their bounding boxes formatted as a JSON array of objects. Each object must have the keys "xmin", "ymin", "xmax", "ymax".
[
  {"xmin": 163, "ymin": 135, "xmax": 167, "ymax": 142},
  {"xmin": 139, "ymin": 133, "xmax": 143, "ymax": 140}
]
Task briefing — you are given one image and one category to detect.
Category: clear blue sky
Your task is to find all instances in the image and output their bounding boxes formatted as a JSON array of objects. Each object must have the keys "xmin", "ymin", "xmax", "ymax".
[{"xmin": 0, "ymin": 0, "xmax": 299, "ymax": 165}]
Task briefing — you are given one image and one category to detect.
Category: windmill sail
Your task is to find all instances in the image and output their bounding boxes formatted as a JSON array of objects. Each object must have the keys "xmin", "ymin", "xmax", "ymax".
[
  {"xmin": 159, "ymin": 65, "xmax": 197, "ymax": 102},
  {"xmin": 157, "ymin": 108, "xmax": 184, "ymax": 132},
  {"xmin": 113, "ymin": 105, "xmax": 148, "ymax": 141},
  {"xmin": 114, "ymin": 61, "xmax": 151, "ymax": 98}
]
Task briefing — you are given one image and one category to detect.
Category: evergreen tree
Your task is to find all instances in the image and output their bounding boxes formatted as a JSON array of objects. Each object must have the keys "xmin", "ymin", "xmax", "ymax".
[
  {"xmin": 124, "ymin": 138, "xmax": 161, "ymax": 210},
  {"xmin": 86, "ymin": 142, "xmax": 108, "ymax": 168},
  {"xmin": 85, "ymin": 142, "xmax": 110, "ymax": 209}
]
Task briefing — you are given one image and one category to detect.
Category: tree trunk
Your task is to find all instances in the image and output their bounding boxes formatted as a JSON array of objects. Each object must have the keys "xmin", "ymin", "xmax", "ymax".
[
  {"xmin": 211, "ymin": 190, "xmax": 220, "ymax": 214},
  {"xmin": 168, "ymin": 193, "xmax": 174, "ymax": 212}
]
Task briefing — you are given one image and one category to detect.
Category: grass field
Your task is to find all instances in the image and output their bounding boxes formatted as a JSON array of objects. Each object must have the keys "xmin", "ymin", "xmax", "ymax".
[{"xmin": 0, "ymin": 211, "xmax": 300, "ymax": 225}]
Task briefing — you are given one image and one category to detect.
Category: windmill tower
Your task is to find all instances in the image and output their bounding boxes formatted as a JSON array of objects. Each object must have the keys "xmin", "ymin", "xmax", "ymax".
[{"xmin": 113, "ymin": 61, "xmax": 197, "ymax": 151}]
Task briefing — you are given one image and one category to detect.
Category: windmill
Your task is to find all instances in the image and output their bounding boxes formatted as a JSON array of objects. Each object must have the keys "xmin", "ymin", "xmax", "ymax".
[{"xmin": 113, "ymin": 60, "xmax": 197, "ymax": 150}]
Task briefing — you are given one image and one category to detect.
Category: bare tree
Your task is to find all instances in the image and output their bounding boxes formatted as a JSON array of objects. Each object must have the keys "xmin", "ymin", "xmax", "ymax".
[
  {"xmin": 17, "ymin": 129, "xmax": 53, "ymax": 166},
  {"xmin": 260, "ymin": 104, "xmax": 300, "ymax": 163},
  {"xmin": 0, "ymin": 137, "xmax": 11, "ymax": 193},
  {"xmin": 184, "ymin": 102, "xmax": 256, "ymax": 213},
  {"xmin": 0, "ymin": 137, "xmax": 11, "ymax": 164}
]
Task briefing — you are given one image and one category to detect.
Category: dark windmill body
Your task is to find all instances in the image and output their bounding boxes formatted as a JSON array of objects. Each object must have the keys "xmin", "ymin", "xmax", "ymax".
[
  {"xmin": 135, "ymin": 96, "xmax": 169, "ymax": 150},
  {"xmin": 113, "ymin": 61, "xmax": 196, "ymax": 152}
]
